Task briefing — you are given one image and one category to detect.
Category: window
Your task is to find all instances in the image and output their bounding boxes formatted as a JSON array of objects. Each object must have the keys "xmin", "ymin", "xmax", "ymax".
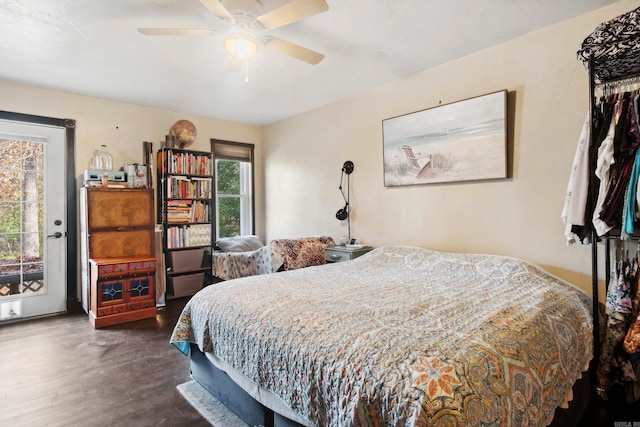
[
  {"xmin": 212, "ymin": 140, "xmax": 254, "ymax": 239},
  {"xmin": 0, "ymin": 137, "xmax": 45, "ymax": 298}
]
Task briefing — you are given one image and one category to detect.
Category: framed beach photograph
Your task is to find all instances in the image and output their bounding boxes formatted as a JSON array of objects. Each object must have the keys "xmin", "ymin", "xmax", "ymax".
[{"xmin": 382, "ymin": 90, "xmax": 507, "ymax": 187}]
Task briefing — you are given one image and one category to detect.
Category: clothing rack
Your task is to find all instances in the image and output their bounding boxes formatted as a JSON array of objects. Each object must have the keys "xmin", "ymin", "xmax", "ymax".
[
  {"xmin": 577, "ymin": 6, "xmax": 640, "ymax": 397},
  {"xmin": 587, "ymin": 56, "xmax": 640, "ymax": 364},
  {"xmin": 597, "ymin": 76, "xmax": 640, "ymax": 97},
  {"xmin": 587, "ymin": 56, "xmax": 640, "ymax": 367}
]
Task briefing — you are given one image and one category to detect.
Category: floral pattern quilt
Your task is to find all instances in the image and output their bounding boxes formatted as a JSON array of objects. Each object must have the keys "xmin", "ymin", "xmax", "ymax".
[{"xmin": 171, "ymin": 246, "xmax": 593, "ymax": 427}]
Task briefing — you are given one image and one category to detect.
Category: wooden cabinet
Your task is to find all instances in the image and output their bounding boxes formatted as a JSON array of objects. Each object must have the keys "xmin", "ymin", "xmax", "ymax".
[
  {"xmin": 157, "ymin": 148, "xmax": 213, "ymax": 299},
  {"xmin": 89, "ymin": 257, "xmax": 156, "ymax": 328},
  {"xmin": 80, "ymin": 187, "xmax": 156, "ymax": 325}
]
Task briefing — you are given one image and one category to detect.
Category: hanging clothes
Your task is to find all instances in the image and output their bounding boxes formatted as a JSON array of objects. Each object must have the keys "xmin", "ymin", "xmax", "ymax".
[
  {"xmin": 592, "ymin": 100, "xmax": 622, "ymax": 236},
  {"xmin": 563, "ymin": 96, "xmax": 617, "ymax": 243},
  {"xmin": 597, "ymin": 247, "xmax": 640, "ymax": 402},
  {"xmin": 566, "ymin": 92, "xmax": 640, "ymax": 401},
  {"xmin": 599, "ymin": 94, "xmax": 640, "ymax": 229},
  {"xmin": 622, "ymin": 150, "xmax": 640, "ymax": 235},
  {"xmin": 562, "ymin": 113, "xmax": 591, "ymax": 244},
  {"xmin": 564, "ymin": 92, "xmax": 640, "ymax": 239}
]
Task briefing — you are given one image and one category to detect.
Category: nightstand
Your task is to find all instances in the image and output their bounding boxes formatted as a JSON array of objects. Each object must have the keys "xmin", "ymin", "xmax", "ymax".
[{"xmin": 324, "ymin": 245, "xmax": 373, "ymax": 263}]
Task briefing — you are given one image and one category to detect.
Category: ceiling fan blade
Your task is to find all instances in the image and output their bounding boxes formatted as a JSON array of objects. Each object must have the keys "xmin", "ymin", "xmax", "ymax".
[
  {"xmin": 256, "ymin": 0, "xmax": 328, "ymax": 30},
  {"xmin": 199, "ymin": 0, "xmax": 233, "ymax": 21},
  {"xmin": 264, "ymin": 36, "xmax": 324, "ymax": 65},
  {"xmin": 138, "ymin": 28, "xmax": 218, "ymax": 36}
]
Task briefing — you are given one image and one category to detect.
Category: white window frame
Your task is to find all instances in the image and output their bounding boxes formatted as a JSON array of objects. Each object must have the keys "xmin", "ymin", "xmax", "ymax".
[
  {"xmin": 214, "ymin": 160, "xmax": 252, "ymax": 240},
  {"xmin": 212, "ymin": 140, "xmax": 255, "ymax": 240}
]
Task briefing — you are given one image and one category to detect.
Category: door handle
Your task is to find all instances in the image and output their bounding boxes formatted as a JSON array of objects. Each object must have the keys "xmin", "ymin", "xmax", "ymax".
[{"xmin": 47, "ymin": 232, "xmax": 63, "ymax": 238}]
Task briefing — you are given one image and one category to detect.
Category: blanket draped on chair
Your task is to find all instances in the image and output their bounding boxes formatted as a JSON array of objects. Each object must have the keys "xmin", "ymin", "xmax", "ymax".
[{"xmin": 212, "ymin": 236, "xmax": 334, "ymax": 281}]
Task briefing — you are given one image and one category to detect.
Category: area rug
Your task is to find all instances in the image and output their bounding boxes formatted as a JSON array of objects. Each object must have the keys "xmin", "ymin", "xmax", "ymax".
[{"xmin": 177, "ymin": 380, "xmax": 248, "ymax": 427}]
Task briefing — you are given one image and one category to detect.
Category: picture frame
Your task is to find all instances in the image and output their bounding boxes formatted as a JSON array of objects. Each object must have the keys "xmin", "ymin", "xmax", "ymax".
[{"xmin": 382, "ymin": 90, "xmax": 507, "ymax": 187}]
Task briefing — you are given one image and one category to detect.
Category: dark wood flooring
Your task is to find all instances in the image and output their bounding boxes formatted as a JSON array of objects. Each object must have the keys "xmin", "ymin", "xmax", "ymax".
[
  {"xmin": 578, "ymin": 387, "xmax": 640, "ymax": 427},
  {"xmin": 0, "ymin": 298, "xmax": 208, "ymax": 427},
  {"xmin": 1, "ymin": 298, "xmax": 639, "ymax": 427}
]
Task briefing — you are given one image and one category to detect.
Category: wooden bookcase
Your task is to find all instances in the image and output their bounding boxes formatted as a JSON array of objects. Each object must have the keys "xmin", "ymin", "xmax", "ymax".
[{"xmin": 157, "ymin": 148, "xmax": 213, "ymax": 299}]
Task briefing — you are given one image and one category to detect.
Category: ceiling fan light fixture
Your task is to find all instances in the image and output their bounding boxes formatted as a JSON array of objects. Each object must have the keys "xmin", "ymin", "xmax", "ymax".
[
  {"xmin": 139, "ymin": 0, "xmax": 329, "ymax": 65},
  {"xmin": 224, "ymin": 35, "xmax": 258, "ymax": 59}
]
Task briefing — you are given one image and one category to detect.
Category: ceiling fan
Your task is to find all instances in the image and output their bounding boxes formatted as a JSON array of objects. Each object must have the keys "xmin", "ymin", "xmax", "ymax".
[{"xmin": 138, "ymin": 0, "xmax": 329, "ymax": 65}]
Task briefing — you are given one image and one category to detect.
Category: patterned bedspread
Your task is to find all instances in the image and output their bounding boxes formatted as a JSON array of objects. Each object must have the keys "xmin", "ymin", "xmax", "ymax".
[{"xmin": 171, "ymin": 246, "xmax": 593, "ymax": 427}]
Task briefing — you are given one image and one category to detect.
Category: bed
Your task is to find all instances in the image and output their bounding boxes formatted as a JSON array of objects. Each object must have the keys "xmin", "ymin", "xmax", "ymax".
[{"xmin": 171, "ymin": 246, "xmax": 593, "ymax": 426}]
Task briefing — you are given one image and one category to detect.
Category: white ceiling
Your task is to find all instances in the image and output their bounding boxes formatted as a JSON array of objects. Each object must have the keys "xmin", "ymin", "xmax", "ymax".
[{"xmin": 0, "ymin": 0, "xmax": 620, "ymax": 125}]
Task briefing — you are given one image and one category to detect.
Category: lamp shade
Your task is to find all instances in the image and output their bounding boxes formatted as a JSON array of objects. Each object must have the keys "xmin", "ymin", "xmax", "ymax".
[
  {"xmin": 342, "ymin": 160, "xmax": 354, "ymax": 174},
  {"xmin": 224, "ymin": 36, "xmax": 258, "ymax": 59},
  {"xmin": 336, "ymin": 206, "xmax": 348, "ymax": 220}
]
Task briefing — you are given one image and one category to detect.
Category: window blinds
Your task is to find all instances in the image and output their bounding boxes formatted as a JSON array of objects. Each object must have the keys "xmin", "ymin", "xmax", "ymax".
[{"xmin": 213, "ymin": 140, "xmax": 253, "ymax": 162}]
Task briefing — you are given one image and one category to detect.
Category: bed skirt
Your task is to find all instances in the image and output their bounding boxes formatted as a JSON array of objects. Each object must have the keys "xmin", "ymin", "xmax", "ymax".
[{"xmin": 189, "ymin": 344, "xmax": 592, "ymax": 427}]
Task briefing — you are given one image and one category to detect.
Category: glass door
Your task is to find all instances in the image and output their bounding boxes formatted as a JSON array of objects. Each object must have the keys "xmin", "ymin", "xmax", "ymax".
[{"xmin": 0, "ymin": 120, "xmax": 66, "ymax": 321}]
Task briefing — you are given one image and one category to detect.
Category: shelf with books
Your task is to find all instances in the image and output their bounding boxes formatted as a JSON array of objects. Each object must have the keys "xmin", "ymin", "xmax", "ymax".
[
  {"xmin": 166, "ymin": 199, "xmax": 211, "ymax": 224},
  {"xmin": 165, "ymin": 175, "xmax": 212, "ymax": 199},
  {"xmin": 165, "ymin": 224, "xmax": 212, "ymax": 249},
  {"xmin": 157, "ymin": 147, "xmax": 214, "ymax": 300},
  {"xmin": 157, "ymin": 148, "xmax": 212, "ymax": 176}
]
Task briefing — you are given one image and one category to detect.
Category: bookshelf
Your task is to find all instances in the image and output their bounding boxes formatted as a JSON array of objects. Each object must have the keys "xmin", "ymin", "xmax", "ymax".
[{"xmin": 157, "ymin": 147, "xmax": 213, "ymax": 299}]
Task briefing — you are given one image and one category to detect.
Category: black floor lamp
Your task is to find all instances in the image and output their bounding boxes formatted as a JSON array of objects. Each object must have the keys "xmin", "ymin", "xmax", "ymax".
[{"xmin": 336, "ymin": 160, "xmax": 354, "ymax": 242}]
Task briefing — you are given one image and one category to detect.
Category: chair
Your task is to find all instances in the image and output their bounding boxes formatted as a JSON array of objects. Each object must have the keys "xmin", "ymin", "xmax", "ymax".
[
  {"xmin": 400, "ymin": 144, "xmax": 432, "ymax": 176},
  {"xmin": 211, "ymin": 235, "xmax": 335, "ymax": 281}
]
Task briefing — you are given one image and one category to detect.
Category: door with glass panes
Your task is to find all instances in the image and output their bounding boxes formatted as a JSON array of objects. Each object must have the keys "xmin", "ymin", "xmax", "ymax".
[{"xmin": 0, "ymin": 120, "xmax": 66, "ymax": 321}]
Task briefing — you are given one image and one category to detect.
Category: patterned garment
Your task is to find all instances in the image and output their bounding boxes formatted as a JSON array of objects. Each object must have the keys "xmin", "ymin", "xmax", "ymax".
[
  {"xmin": 598, "ymin": 258, "xmax": 640, "ymax": 389},
  {"xmin": 576, "ymin": 6, "xmax": 640, "ymax": 83},
  {"xmin": 171, "ymin": 246, "xmax": 593, "ymax": 427},
  {"xmin": 625, "ymin": 318, "xmax": 640, "ymax": 353}
]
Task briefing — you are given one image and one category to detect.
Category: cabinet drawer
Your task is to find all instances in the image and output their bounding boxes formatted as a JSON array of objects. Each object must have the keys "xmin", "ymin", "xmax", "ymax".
[
  {"xmin": 98, "ymin": 263, "xmax": 128, "ymax": 275},
  {"xmin": 96, "ymin": 306, "xmax": 112, "ymax": 317},
  {"xmin": 128, "ymin": 299, "xmax": 154, "ymax": 311},
  {"xmin": 324, "ymin": 250, "xmax": 351, "ymax": 263},
  {"xmin": 129, "ymin": 260, "xmax": 156, "ymax": 272},
  {"xmin": 111, "ymin": 304, "xmax": 127, "ymax": 314}
]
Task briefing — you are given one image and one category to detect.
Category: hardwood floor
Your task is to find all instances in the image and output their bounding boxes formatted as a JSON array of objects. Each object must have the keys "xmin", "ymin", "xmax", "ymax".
[
  {"xmin": 0, "ymin": 298, "xmax": 208, "ymax": 427},
  {"xmin": 578, "ymin": 387, "xmax": 640, "ymax": 427},
  {"xmin": 1, "ymin": 298, "xmax": 639, "ymax": 427}
]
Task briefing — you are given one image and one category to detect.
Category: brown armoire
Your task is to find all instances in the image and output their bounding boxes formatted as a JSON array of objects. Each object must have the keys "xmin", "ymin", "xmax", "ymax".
[{"xmin": 80, "ymin": 187, "xmax": 157, "ymax": 328}]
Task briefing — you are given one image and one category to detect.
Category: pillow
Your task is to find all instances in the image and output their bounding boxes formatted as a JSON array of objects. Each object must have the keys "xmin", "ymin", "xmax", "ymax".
[{"xmin": 216, "ymin": 235, "xmax": 264, "ymax": 252}]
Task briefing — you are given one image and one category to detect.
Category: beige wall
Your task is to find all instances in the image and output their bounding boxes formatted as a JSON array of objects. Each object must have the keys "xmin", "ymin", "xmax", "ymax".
[
  {"xmin": 263, "ymin": 0, "xmax": 640, "ymax": 296},
  {"xmin": 0, "ymin": 81, "xmax": 264, "ymax": 296}
]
